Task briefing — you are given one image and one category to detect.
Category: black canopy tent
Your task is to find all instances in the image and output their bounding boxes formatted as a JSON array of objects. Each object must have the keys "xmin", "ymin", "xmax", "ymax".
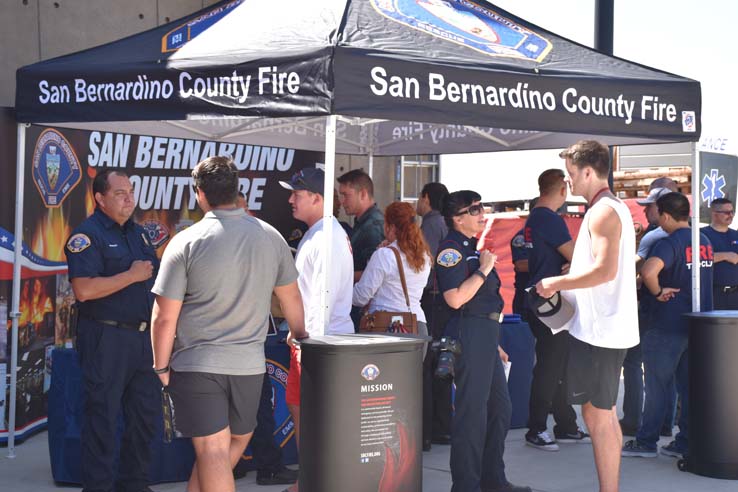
[{"xmin": 10, "ymin": 0, "xmax": 703, "ymax": 453}]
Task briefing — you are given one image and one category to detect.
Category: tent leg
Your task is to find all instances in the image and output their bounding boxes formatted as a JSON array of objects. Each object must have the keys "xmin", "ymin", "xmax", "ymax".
[
  {"xmin": 8, "ymin": 123, "xmax": 28, "ymax": 458},
  {"xmin": 320, "ymin": 115, "xmax": 337, "ymax": 332},
  {"xmin": 368, "ymin": 151, "xmax": 374, "ymax": 179},
  {"xmin": 691, "ymin": 141, "xmax": 700, "ymax": 312}
]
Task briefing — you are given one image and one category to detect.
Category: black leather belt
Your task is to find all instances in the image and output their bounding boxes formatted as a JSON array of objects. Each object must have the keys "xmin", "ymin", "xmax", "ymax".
[
  {"xmin": 720, "ymin": 285, "xmax": 738, "ymax": 294},
  {"xmin": 83, "ymin": 315, "xmax": 149, "ymax": 332},
  {"xmin": 463, "ymin": 311, "xmax": 504, "ymax": 323}
]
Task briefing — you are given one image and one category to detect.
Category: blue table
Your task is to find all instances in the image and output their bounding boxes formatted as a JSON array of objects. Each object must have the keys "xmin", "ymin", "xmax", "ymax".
[{"xmin": 48, "ymin": 336, "xmax": 297, "ymax": 484}]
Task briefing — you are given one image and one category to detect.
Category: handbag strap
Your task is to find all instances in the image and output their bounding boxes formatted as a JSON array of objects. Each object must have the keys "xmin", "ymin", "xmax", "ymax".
[{"xmin": 388, "ymin": 246, "xmax": 411, "ymax": 310}]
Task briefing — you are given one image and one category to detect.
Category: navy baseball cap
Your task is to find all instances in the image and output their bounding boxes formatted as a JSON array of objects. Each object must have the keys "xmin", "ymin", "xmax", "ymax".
[{"xmin": 279, "ymin": 168, "xmax": 324, "ymax": 195}]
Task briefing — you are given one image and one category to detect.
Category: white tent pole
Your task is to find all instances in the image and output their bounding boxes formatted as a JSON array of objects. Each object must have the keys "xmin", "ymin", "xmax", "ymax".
[
  {"xmin": 691, "ymin": 141, "xmax": 700, "ymax": 312},
  {"xmin": 8, "ymin": 123, "xmax": 28, "ymax": 458},
  {"xmin": 368, "ymin": 151, "xmax": 374, "ymax": 179},
  {"xmin": 321, "ymin": 115, "xmax": 337, "ymax": 332}
]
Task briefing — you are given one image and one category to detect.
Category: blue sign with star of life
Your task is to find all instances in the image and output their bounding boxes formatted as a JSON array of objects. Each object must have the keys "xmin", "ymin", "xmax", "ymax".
[
  {"xmin": 700, "ymin": 152, "xmax": 738, "ymax": 220},
  {"xmin": 370, "ymin": 0, "xmax": 552, "ymax": 62},
  {"xmin": 31, "ymin": 129, "xmax": 82, "ymax": 208}
]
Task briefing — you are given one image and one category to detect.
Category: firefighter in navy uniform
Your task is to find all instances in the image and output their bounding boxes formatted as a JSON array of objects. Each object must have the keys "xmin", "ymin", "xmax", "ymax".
[
  {"xmin": 64, "ymin": 169, "xmax": 160, "ymax": 492},
  {"xmin": 436, "ymin": 190, "xmax": 530, "ymax": 492}
]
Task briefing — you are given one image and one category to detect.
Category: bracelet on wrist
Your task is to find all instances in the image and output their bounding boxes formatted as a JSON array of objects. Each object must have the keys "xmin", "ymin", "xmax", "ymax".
[
  {"xmin": 153, "ymin": 366, "xmax": 170, "ymax": 374},
  {"xmin": 473, "ymin": 269, "xmax": 487, "ymax": 281}
]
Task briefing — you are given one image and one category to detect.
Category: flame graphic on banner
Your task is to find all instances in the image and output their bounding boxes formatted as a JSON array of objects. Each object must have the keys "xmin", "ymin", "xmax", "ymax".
[
  {"xmin": 85, "ymin": 180, "xmax": 96, "ymax": 217},
  {"xmin": 18, "ymin": 277, "xmax": 53, "ymax": 326},
  {"xmin": 378, "ymin": 422, "xmax": 419, "ymax": 492},
  {"xmin": 31, "ymin": 207, "xmax": 72, "ymax": 262}
]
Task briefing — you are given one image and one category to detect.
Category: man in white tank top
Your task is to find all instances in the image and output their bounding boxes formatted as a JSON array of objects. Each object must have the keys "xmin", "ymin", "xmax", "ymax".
[{"xmin": 535, "ymin": 140, "xmax": 639, "ymax": 492}]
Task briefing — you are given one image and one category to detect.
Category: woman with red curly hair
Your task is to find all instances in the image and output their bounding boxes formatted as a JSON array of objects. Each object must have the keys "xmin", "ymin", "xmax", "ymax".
[{"xmin": 353, "ymin": 201, "xmax": 432, "ymax": 341}]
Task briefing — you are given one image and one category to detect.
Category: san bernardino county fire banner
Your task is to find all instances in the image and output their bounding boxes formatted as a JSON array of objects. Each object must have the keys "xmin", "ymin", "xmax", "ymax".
[{"xmin": 0, "ymin": 121, "xmax": 320, "ymax": 442}]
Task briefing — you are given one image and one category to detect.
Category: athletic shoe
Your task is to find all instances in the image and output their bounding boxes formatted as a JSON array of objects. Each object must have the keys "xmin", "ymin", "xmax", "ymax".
[
  {"xmin": 484, "ymin": 482, "xmax": 532, "ymax": 492},
  {"xmin": 621, "ymin": 439, "xmax": 657, "ymax": 458},
  {"xmin": 256, "ymin": 466, "xmax": 299, "ymax": 485},
  {"xmin": 525, "ymin": 431, "xmax": 559, "ymax": 451},
  {"xmin": 660, "ymin": 440, "xmax": 684, "ymax": 458},
  {"xmin": 555, "ymin": 428, "xmax": 591, "ymax": 443}
]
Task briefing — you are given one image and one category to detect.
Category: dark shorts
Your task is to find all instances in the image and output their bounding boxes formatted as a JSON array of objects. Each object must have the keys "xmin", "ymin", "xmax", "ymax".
[
  {"xmin": 167, "ymin": 370, "xmax": 263, "ymax": 437},
  {"xmin": 567, "ymin": 335, "xmax": 627, "ymax": 410}
]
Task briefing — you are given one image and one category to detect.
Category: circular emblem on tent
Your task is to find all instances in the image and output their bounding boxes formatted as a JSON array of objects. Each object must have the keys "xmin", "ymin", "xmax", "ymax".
[
  {"xmin": 361, "ymin": 364, "xmax": 380, "ymax": 381},
  {"xmin": 32, "ymin": 129, "xmax": 82, "ymax": 208},
  {"xmin": 370, "ymin": 0, "xmax": 552, "ymax": 62},
  {"xmin": 142, "ymin": 220, "xmax": 170, "ymax": 249}
]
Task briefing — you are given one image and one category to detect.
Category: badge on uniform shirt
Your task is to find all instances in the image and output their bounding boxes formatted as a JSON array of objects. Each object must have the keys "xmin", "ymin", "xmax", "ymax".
[
  {"xmin": 511, "ymin": 234, "xmax": 525, "ymax": 248},
  {"xmin": 66, "ymin": 233, "xmax": 91, "ymax": 253},
  {"xmin": 437, "ymin": 248, "xmax": 462, "ymax": 267}
]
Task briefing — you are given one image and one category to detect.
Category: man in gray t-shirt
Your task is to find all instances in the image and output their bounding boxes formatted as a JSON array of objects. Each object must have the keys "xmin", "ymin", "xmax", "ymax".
[{"xmin": 151, "ymin": 156, "xmax": 307, "ymax": 492}]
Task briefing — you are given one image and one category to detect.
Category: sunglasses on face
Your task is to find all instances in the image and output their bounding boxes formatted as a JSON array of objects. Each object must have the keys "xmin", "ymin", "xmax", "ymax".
[
  {"xmin": 456, "ymin": 203, "xmax": 484, "ymax": 217},
  {"xmin": 713, "ymin": 209, "xmax": 735, "ymax": 216}
]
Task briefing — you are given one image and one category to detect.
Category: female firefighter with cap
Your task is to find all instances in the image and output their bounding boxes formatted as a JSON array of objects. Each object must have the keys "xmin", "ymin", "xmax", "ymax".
[{"xmin": 435, "ymin": 190, "xmax": 530, "ymax": 492}]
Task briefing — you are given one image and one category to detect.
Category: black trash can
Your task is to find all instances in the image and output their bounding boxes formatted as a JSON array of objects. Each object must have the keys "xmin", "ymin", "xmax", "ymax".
[
  {"xmin": 299, "ymin": 334, "xmax": 426, "ymax": 492},
  {"xmin": 684, "ymin": 311, "xmax": 738, "ymax": 480}
]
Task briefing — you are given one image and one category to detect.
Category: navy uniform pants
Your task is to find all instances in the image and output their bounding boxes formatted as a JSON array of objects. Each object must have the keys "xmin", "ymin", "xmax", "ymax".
[
  {"xmin": 250, "ymin": 373, "xmax": 283, "ymax": 473},
  {"xmin": 77, "ymin": 318, "xmax": 160, "ymax": 492},
  {"xmin": 450, "ymin": 315, "xmax": 512, "ymax": 492}
]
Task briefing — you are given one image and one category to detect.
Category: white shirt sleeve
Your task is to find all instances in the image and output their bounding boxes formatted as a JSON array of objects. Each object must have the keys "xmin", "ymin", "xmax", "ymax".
[{"xmin": 352, "ymin": 247, "xmax": 389, "ymax": 307}]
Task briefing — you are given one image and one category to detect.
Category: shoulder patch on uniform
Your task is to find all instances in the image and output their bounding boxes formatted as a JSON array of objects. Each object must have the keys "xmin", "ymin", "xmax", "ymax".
[
  {"xmin": 66, "ymin": 233, "xmax": 91, "ymax": 253},
  {"xmin": 511, "ymin": 234, "xmax": 525, "ymax": 248},
  {"xmin": 437, "ymin": 248, "xmax": 462, "ymax": 267}
]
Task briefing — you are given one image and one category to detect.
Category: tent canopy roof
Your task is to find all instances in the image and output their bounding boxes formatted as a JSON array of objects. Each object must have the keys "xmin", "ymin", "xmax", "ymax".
[{"xmin": 15, "ymin": 0, "xmax": 702, "ymax": 154}]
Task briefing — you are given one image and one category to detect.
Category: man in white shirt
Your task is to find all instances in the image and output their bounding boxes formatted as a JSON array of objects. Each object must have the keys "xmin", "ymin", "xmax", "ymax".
[
  {"xmin": 536, "ymin": 140, "xmax": 639, "ymax": 492},
  {"xmin": 279, "ymin": 167, "xmax": 354, "ymax": 491}
]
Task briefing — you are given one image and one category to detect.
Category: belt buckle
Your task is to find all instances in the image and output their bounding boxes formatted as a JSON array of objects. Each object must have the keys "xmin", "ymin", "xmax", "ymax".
[{"xmin": 138, "ymin": 322, "xmax": 147, "ymax": 332}]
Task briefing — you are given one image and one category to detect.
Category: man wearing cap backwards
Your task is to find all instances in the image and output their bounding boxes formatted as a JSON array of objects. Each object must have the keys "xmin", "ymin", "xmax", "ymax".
[
  {"xmin": 701, "ymin": 197, "xmax": 738, "ymax": 309},
  {"xmin": 622, "ymin": 192, "xmax": 713, "ymax": 460},
  {"xmin": 536, "ymin": 140, "xmax": 638, "ymax": 492},
  {"xmin": 436, "ymin": 190, "xmax": 530, "ymax": 492},
  {"xmin": 619, "ymin": 182, "xmax": 679, "ymax": 438},
  {"xmin": 279, "ymin": 167, "xmax": 354, "ymax": 492},
  {"xmin": 151, "ymin": 156, "xmax": 307, "ymax": 492},
  {"xmin": 524, "ymin": 169, "xmax": 588, "ymax": 452}
]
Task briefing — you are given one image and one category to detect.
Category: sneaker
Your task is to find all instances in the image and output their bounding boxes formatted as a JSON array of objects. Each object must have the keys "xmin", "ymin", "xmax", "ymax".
[
  {"xmin": 525, "ymin": 431, "xmax": 559, "ymax": 451},
  {"xmin": 256, "ymin": 466, "xmax": 299, "ymax": 485},
  {"xmin": 485, "ymin": 482, "xmax": 532, "ymax": 492},
  {"xmin": 555, "ymin": 428, "xmax": 592, "ymax": 443},
  {"xmin": 660, "ymin": 440, "xmax": 684, "ymax": 458},
  {"xmin": 621, "ymin": 439, "xmax": 657, "ymax": 458}
]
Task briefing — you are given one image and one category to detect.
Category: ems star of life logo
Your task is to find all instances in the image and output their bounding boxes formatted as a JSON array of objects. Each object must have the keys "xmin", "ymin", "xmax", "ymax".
[
  {"xmin": 370, "ymin": 0, "xmax": 552, "ymax": 62},
  {"xmin": 701, "ymin": 168, "xmax": 726, "ymax": 207},
  {"xmin": 361, "ymin": 364, "xmax": 381, "ymax": 381},
  {"xmin": 32, "ymin": 129, "xmax": 82, "ymax": 208}
]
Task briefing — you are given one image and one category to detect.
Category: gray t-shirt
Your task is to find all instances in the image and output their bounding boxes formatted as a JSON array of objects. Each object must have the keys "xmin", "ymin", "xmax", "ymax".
[
  {"xmin": 637, "ymin": 226, "xmax": 668, "ymax": 259},
  {"xmin": 152, "ymin": 208, "xmax": 298, "ymax": 375}
]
